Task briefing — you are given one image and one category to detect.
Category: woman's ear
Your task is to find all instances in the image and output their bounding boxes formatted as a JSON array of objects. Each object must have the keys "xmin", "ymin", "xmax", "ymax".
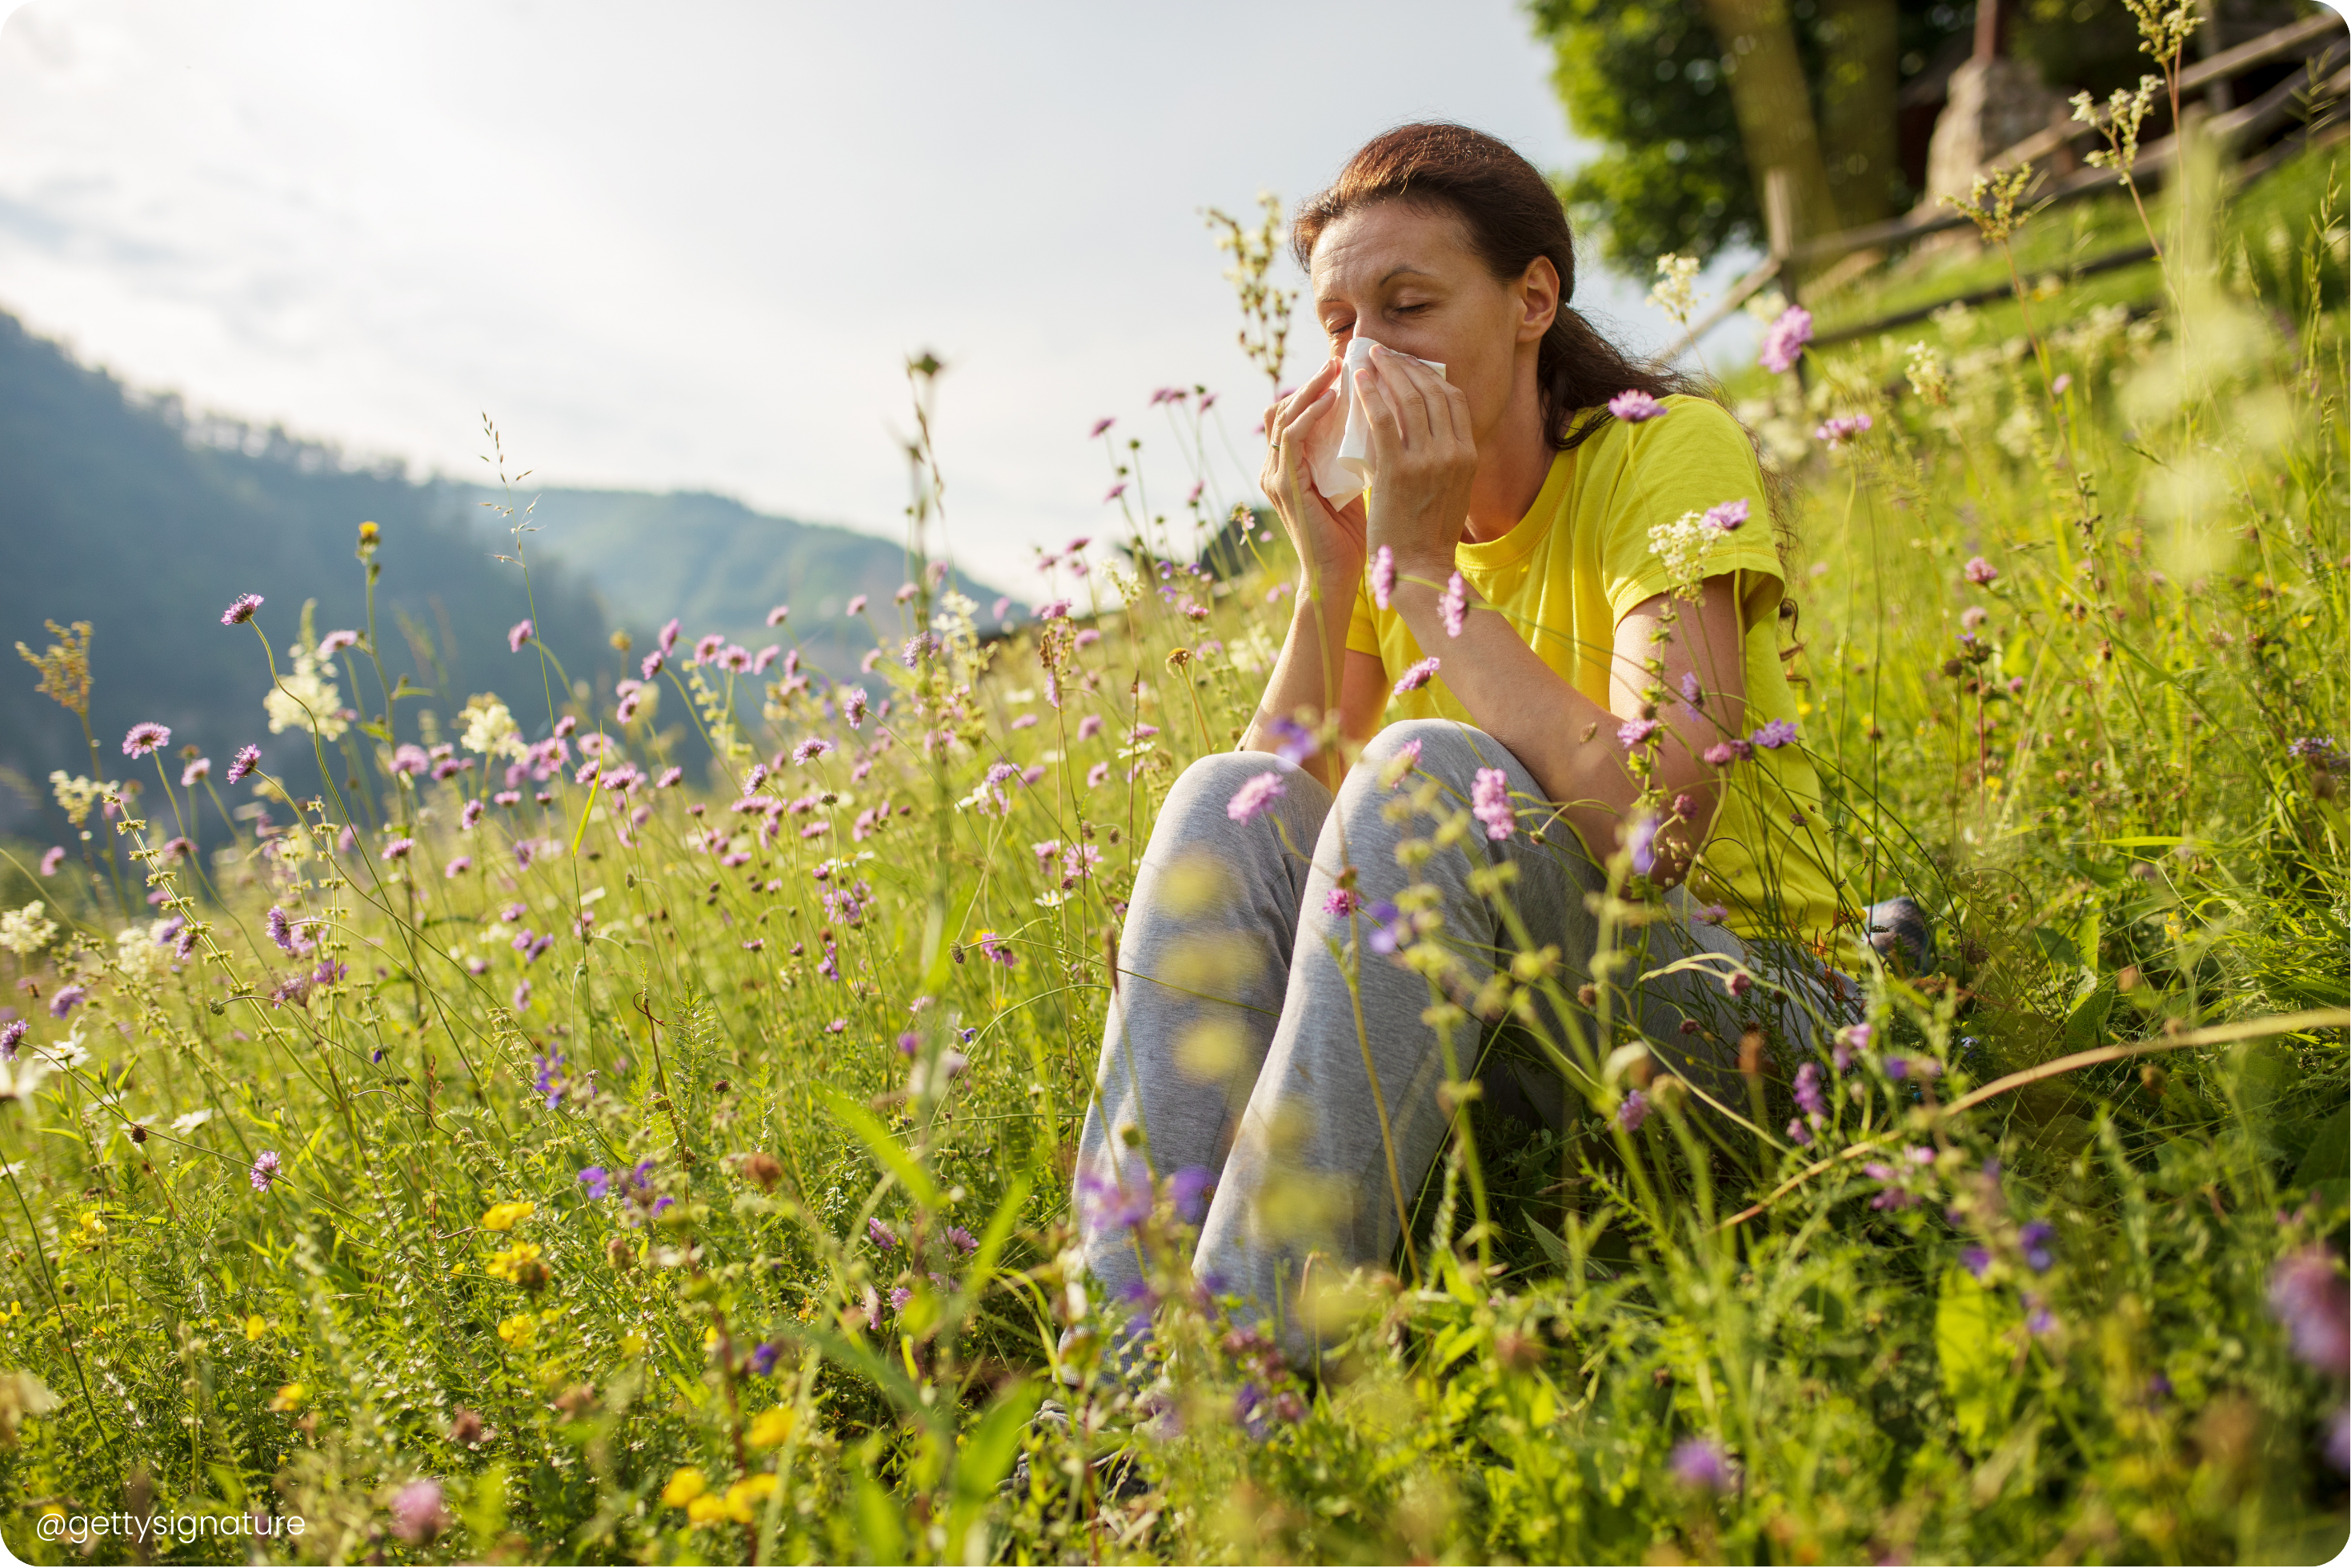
[{"xmin": 1517, "ymin": 254, "xmax": 1561, "ymax": 342}]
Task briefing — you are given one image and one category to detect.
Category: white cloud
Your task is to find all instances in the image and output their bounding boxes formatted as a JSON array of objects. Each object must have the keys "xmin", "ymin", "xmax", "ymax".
[{"xmin": 0, "ymin": 0, "xmax": 1753, "ymax": 594}]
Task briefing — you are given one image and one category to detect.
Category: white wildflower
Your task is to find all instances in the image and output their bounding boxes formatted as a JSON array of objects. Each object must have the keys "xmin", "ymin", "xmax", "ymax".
[
  {"xmin": 114, "ymin": 924, "xmax": 174, "ymax": 984},
  {"xmin": 48, "ymin": 773, "xmax": 102, "ymax": 828},
  {"xmin": 0, "ymin": 903, "xmax": 58, "ymax": 958},
  {"xmin": 459, "ymin": 694, "xmax": 527, "ymax": 761},
  {"xmin": 1648, "ymin": 254, "xmax": 1702, "ymax": 326},
  {"xmin": 1904, "ymin": 342, "xmax": 1950, "ymax": 407},
  {"xmin": 169, "ymin": 1107, "xmax": 214, "ymax": 1133},
  {"xmin": 263, "ymin": 643, "xmax": 350, "ymax": 742}
]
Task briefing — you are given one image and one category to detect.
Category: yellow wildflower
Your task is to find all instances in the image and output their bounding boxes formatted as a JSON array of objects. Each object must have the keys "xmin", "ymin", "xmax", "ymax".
[
  {"xmin": 746, "ymin": 1406, "xmax": 795, "ymax": 1448},
  {"xmin": 243, "ymin": 1315, "xmax": 270, "ymax": 1341},
  {"xmin": 268, "ymin": 1383, "xmax": 306, "ymax": 1413},
  {"xmin": 480, "ymin": 1202, "xmax": 535, "ymax": 1232},
  {"xmin": 485, "ymin": 1242, "xmax": 543, "ymax": 1283},
  {"xmin": 724, "ymin": 1474, "xmax": 779, "ymax": 1522},
  {"xmin": 495, "ymin": 1313, "xmax": 536, "ymax": 1347},
  {"xmin": 662, "ymin": 1466, "xmax": 707, "ymax": 1508},
  {"xmin": 687, "ymin": 1493, "xmax": 728, "ymax": 1525}
]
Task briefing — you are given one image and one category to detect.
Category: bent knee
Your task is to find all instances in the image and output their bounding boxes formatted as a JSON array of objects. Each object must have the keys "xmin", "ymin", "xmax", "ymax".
[
  {"xmin": 1358, "ymin": 718, "xmax": 1514, "ymax": 784},
  {"xmin": 1159, "ymin": 750, "xmax": 1324, "ymax": 834}
]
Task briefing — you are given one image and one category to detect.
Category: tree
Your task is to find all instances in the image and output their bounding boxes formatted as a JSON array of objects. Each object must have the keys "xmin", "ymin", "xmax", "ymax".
[{"xmin": 1529, "ymin": 0, "xmax": 2180, "ymax": 274}]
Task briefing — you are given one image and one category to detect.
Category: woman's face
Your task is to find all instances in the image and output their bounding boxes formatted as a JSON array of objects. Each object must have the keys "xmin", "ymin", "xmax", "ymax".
[{"xmin": 1308, "ymin": 198, "xmax": 1557, "ymax": 444}]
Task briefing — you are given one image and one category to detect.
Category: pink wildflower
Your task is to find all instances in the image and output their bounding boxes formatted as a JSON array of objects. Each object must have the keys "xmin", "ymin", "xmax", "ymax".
[
  {"xmin": 1440, "ymin": 572, "xmax": 1468, "ymax": 638},
  {"xmin": 1228, "ymin": 771, "xmax": 1287, "ymax": 823},
  {"xmin": 1371, "ymin": 546, "xmax": 1396, "ymax": 610},
  {"xmin": 507, "ymin": 619, "xmax": 534, "ymax": 652},
  {"xmin": 1608, "ymin": 389, "xmax": 1667, "ymax": 422},
  {"xmin": 221, "ymin": 593, "xmax": 264, "ymax": 626},
  {"xmin": 1393, "ymin": 657, "xmax": 1440, "ymax": 696},
  {"xmin": 1471, "ymin": 767, "xmax": 1515, "ymax": 840},
  {"xmin": 1759, "ymin": 305, "xmax": 1812, "ymax": 374}
]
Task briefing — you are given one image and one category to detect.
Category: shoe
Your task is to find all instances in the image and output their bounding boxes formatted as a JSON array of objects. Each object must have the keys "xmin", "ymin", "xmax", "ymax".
[
  {"xmin": 1864, "ymin": 896, "xmax": 1936, "ymax": 975},
  {"xmin": 1001, "ymin": 1398, "xmax": 1153, "ymax": 1504}
]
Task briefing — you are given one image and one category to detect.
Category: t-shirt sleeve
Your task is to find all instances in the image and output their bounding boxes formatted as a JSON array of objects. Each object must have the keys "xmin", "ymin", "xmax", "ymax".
[
  {"xmin": 1598, "ymin": 398, "xmax": 1784, "ymax": 623},
  {"xmin": 1344, "ymin": 576, "xmax": 1381, "ymax": 662}
]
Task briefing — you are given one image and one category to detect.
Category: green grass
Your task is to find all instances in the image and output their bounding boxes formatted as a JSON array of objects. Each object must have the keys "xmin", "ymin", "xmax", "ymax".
[{"xmin": 0, "ymin": 140, "xmax": 2343, "ymax": 1565}]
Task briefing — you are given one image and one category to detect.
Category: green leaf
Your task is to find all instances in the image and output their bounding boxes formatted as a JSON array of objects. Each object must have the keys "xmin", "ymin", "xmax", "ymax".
[
  {"xmin": 1935, "ymin": 1266, "xmax": 2022, "ymax": 1453},
  {"xmin": 953, "ymin": 1378, "xmax": 1041, "ymax": 1502},
  {"xmin": 820, "ymin": 1087, "xmax": 942, "ymax": 1209},
  {"xmin": 2293, "ymin": 1106, "xmax": 2350, "ymax": 1208},
  {"xmin": 1525, "ymin": 1211, "xmax": 1571, "ymax": 1271},
  {"xmin": 358, "ymin": 719, "xmax": 395, "ymax": 745},
  {"xmin": 2062, "ymin": 976, "xmax": 2117, "ymax": 1054}
]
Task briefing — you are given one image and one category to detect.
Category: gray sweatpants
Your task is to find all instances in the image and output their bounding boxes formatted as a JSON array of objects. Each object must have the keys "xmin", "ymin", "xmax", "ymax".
[{"xmin": 1073, "ymin": 718, "xmax": 1844, "ymax": 1363}]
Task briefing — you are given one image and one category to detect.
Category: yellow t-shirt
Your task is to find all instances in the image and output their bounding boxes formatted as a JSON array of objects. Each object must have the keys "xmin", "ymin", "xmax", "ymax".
[{"xmin": 1344, "ymin": 394, "xmax": 1848, "ymax": 944}]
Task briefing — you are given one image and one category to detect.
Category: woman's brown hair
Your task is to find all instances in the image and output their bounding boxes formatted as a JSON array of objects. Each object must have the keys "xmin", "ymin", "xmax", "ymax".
[{"xmin": 1291, "ymin": 122, "xmax": 1701, "ymax": 452}]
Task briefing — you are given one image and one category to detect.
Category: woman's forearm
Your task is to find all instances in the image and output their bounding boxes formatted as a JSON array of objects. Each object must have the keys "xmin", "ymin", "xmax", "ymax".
[{"xmin": 1239, "ymin": 574, "xmax": 1356, "ymax": 791}]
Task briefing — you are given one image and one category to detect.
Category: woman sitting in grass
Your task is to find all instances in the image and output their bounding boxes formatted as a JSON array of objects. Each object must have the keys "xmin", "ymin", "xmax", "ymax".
[{"xmin": 1075, "ymin": 122, "xmax": 1901, "ymax": 1365}]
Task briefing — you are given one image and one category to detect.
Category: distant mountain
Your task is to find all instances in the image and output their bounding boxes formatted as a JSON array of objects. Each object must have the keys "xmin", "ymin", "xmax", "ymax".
[
  {"xmin": 465, "ymin": 486, "xmax": 1020, "ymax": 678},
  {"xmin": 0, "ymin": 308, "xmax": 1019, "ymax": 847},
  {"xmin": 0, "ymin": 310, "xmax": 612, "ymax": 841}
]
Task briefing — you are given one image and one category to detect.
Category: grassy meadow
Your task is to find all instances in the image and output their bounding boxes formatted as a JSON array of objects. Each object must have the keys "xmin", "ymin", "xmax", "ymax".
[{"xmin": 0, "ymin": 129, "xmax": 2345, "ymax": 1564}]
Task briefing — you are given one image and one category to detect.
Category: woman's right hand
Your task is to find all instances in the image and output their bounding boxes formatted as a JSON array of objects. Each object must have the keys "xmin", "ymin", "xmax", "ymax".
[{"xmin": 1260, "ymin": 356, "xmax": 1367, "ymax": 593}]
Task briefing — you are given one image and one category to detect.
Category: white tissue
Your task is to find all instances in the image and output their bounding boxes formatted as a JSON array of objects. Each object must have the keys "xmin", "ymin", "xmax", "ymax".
[{"xmin": 1304, "ymin": 334, "xmax": 1447, "ymax": 509}]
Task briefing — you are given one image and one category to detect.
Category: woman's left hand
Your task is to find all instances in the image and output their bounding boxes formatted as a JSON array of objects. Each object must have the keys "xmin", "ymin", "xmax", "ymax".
[{"xmin": 1354, "ymin": 342, "xmax": 1479, "ymax": 582}]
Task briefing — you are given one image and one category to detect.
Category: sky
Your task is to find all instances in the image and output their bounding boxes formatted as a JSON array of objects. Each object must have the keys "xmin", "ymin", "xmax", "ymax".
[{"xmin": 0, "ymin": 0, "xmax": 1760, "ymax": 597}]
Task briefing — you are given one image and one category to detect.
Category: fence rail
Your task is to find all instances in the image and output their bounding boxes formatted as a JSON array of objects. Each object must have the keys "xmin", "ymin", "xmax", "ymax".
[{"xmin": 1650, "ymin": 11, "xmax": 2348, "ymax": 366}]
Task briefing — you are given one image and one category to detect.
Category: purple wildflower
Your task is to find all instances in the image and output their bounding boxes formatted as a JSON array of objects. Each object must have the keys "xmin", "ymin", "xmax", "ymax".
[
  {"xmin": 249, "ymin": 1150, "xmax": 280, "ymax": 1192},
  {"xmin": 2270, "ymin": 1246, "xmax": 2351, "ymax": 1377},
  {"xmin": 1323, "ymin": 887, "xmax": 1362, "ymax": 917},
  {"xmin": 579, "ymin": 1166, "xmax": 611, "ymax": 1199},
  {"xmin": 221, "ymin": 593, "xmax": 264, "ymax": 626},
  {"xmin": 1616, "ymin": 1090, "xmax": 1649, "ymax": 1132},
  {"xmin": 507, "ymin": 619, "xmax": 534, "ymax": 652},
  {"xmin": 1440, "ymin": 571, "xmax": 1468, "ymax": 638},
  {"xmin": 2288, "ymin": 737, "xmax": 2348, "ymax": 775},
  {"xmin": 1393, "ymin": 656, "xmax": 1440, "ymax": 696},
  {"xmin": 1964, "ymin": 556, "xmax": 1999, "ymax": 586},
  {"xmin": 1078, "ymin": 1166, "xmax": 1153, "ymax": 1235},
  {"xmin": 1701, "ymin": 498, "xmax": 1750, "ymax": 534},
  {"xmin": 511, "ymin": 980, "xmax": 532, "ymax": 1011},
  {"xmin": 1169, "ymin": 1166, "xmax": 1215, "ymax": 1223},
  {"xmin": 1679, "ymin": 672, "xmax": 1704, "ymax": 709},
  {"xmin": 533, "ymin": 1049, "xmax": 565, "ymax": 1109},
  {"xmin": 1228, "ymin": 771, "xmax": 1287, "ymax": 823},
  {"xmin": 380, "ymin": 837, "xmax": 415, "ymax": 862},
  {"xmin": 2020, "ymin": 1221, "xmax": 2057, "ymax": 1273},
  {"xmin": 49, "ymin": 985, "xmax": 84, "ymax": 1018},
  {"xmin": 38, "ymin": 847, "xmax": 64, "ymax": 877},
  {"xmin": 1815, "ymin": 413, "xmax": 1872, "ymax": 446},
  {"xmin": 0, "ymin": 1021, "xmax": 22, "ymax": 1058},
  {"xmin": 1961, "ymin": 1246, "xmax": 1993, "ymax": 1281},
  {"xmin": 390, "ymin": 1478, "xmax": 449, "ymax": 1544},
  {"xmin": 868, "ymin": 1217, "xmax": 899, "ymax": 1250},
  {"xmin": 1618, "ymin": 717, "xmax": 1660, "ymax": 748},
  {"xmin": 1626, "ymin": 816, "xmax": 1658, "ymax": 875},
  {"xmin": 1268, "ymin": 716, "xmax": 1319, "ymax": 766},
  {"xmin": 227, "ymin": 745, "xmax": 261, "ymax": 783},
  {"xmin": 122, "ymin": 722, "xmax": 170, "ymax": 757},
  {"xmin": 1793, "ymin": 1062, "xmax": 1827, "ymax": 1118},
  {"xmin": 945, "ymin": 1226, "xmax": 978, "ymax": 1255},
  {"xmin": 1670, "ymin": 1436, "xmax": 1731, "ymax": 1491},
  {"xmin": 1608, "ymin": 389, "xmax": 1667, "ymax": 422},
  {"xmin": 843, "ymin": 687, "xmax": 868, "ymax": 730},
  {"xmin": 1750, "ymin": 719, "xmax": 1799, "ymax": 750},
  {"xmin": 1833, "ymin": 1022, "xmax": 1869, "ymax": 1071}
]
